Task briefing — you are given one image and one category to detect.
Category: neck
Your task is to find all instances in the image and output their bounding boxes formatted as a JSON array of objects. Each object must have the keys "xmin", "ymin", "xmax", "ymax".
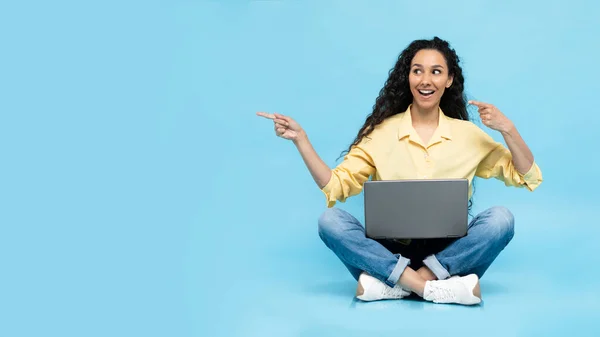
[{"xmin": 410, "ymin": 103, "xmax": 440, "ymax": 126}]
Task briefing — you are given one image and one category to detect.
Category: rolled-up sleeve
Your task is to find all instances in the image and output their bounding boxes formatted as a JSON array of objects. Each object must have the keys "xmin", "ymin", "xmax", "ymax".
[
  {"xmin": 321, "ymin": 143, "xmax": 376, "ymax": 208},
  {"xmin": 475, "ymin": 143, "xmax": 543, "ymax": 191}
]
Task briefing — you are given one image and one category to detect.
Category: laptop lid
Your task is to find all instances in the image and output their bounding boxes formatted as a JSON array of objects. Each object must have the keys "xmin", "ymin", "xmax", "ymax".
[{"xmin": 364, "ymin": 179, "xmax": 468, "ymax": 239}]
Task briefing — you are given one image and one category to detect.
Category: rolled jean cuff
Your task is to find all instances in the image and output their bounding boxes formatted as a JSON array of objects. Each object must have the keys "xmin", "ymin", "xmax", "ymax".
[
  {"xmin": 423, "ymin": 254, "xmax": 451, "ymax": 280},
  {"xmin": 385, "ymin": 255, "xmax": 410, "ymax": 287}
]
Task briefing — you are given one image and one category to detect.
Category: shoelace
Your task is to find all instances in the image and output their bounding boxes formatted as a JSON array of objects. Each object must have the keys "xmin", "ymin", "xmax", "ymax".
[
  {"xmin": 381, "ymin": 284, "xmax": 406, "ymax": 298},
  {"xmin": 429, "ymin": 283, "xmax": 456, "ymax": 302}
]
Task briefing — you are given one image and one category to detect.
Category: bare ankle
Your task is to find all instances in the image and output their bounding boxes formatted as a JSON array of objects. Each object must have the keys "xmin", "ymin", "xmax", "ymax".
[
  {"xmin": 417, "ymin": 266, "xmax": 437, "ymax": 281},
  {"xmin": 398, "ymin": 267, "xmax": 427, "ymax": 297}
]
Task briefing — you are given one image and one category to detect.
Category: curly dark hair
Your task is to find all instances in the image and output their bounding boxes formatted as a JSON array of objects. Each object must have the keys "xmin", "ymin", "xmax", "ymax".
[
  {"xmin": 341, "ymin": 36, "xmax": 476, "ymax": 211},
  {"xmin": 342, "ymin": 37, "xmax": 469, "ymax": 156}
]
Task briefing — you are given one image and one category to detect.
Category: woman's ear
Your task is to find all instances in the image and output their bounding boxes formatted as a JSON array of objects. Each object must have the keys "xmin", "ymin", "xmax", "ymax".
[{"xmin": 446, "ymin": 75, "xmax": 454, "ymax": 88}]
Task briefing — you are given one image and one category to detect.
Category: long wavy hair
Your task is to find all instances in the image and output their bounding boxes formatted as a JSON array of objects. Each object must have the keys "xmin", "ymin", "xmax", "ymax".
[{"xmin": 341, "ymin": 37, "xmax": 476, "ymax": 212}]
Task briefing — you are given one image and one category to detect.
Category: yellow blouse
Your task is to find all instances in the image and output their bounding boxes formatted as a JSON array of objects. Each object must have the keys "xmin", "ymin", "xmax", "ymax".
[{"xmin": 321, "ymin": 105, "xmax": 543, "ymax": 208}]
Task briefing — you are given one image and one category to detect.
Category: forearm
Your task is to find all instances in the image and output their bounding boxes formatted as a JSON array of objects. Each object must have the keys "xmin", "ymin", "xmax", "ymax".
[
  {"xmin": 293, "ymin": 132, "xmax": 332, "ymax": 189},
  {"xmin": 500, "ymin": 124, "xmax": 535, "ymax": 174}
]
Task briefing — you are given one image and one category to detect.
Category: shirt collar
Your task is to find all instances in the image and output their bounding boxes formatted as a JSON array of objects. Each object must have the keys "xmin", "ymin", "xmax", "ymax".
[{"xmin": 397, "ymin": 104, "xmax": 453, "ymax": 144}]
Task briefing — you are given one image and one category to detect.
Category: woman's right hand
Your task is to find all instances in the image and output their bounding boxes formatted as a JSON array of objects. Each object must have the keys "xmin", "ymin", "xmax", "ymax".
[
  {"xmin": 256, "ymin": 111, "xmax": 332, "ymax": 189},
  {"xmin": 256, "ymin": 112, "xmax": 305, "ymax": 142}
]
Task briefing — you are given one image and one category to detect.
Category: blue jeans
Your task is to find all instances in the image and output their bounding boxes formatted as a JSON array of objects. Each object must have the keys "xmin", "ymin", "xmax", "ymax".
[{"xmin": 318, "ymin": 206, "xmax": 515, "ymax": 288}]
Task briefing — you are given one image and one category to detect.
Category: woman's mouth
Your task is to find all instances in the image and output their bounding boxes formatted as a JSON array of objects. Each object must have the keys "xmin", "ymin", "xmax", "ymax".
[{"xmin": 418, "ymin": 89, "xmax": 435, "ymax": 98}]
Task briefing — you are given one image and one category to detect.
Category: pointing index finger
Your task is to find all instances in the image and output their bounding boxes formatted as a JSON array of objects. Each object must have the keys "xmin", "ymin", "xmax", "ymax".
[
  {"xmin": 256, "ymin": 112, "xmax": 276, "ymax": 120},
  {"xmin": 468, "ymin": 100, "xmax": 491, "ymax": 108},
  {"xmin": 274, "ymin": 113, "xmax": 290, "ymax": 122}
]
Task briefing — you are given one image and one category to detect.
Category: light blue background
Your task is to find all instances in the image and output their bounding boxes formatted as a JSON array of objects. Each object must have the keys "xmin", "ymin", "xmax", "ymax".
[{"xmin": 1, "ymin": 1, "xmax": 599, "ymax": 336}]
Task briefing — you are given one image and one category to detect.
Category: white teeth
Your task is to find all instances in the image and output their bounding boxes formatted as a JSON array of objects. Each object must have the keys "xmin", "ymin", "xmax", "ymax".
[{"xmin": 419, "ymin": 90, "xmax": 434, "ymax": 95}]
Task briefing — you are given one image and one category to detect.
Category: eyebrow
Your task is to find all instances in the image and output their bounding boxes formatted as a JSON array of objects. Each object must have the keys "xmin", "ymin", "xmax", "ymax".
[{"xmin": 411, "ymin": 63, "xmax": 445, "ymax": 69}]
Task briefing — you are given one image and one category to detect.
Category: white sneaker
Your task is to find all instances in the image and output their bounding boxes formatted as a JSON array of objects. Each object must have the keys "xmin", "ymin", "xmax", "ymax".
[
  {"xmin": 355, "ymin": 272, "xmax": 411, "ymax": 301},
  {"xmin": 423, "ymin": 274, "xmax": 482, "ymax": 305}
]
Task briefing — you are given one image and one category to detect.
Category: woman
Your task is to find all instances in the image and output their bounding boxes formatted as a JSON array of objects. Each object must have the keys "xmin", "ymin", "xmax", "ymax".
[{"xmin": 257, "ymin": 37, "xmax": 542, "ymax": 306}]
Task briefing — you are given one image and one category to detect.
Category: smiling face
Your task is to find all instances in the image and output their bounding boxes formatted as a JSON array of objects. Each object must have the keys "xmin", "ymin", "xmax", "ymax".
[{"xmin": 409, "ymin": 49, "xmax": 454, "ymax": 111}]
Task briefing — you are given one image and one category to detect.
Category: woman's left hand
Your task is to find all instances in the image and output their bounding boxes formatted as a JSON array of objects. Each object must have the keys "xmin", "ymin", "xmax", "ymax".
[{"xmin": 469, "ymin": 100, "xmax": 514, "ymax": 134}]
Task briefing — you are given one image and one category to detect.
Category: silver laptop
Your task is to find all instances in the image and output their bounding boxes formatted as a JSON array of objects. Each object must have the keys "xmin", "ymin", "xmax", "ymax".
[{"xmin": 363, "ymin": 179, "xmax": 468, "ymax": 239}]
